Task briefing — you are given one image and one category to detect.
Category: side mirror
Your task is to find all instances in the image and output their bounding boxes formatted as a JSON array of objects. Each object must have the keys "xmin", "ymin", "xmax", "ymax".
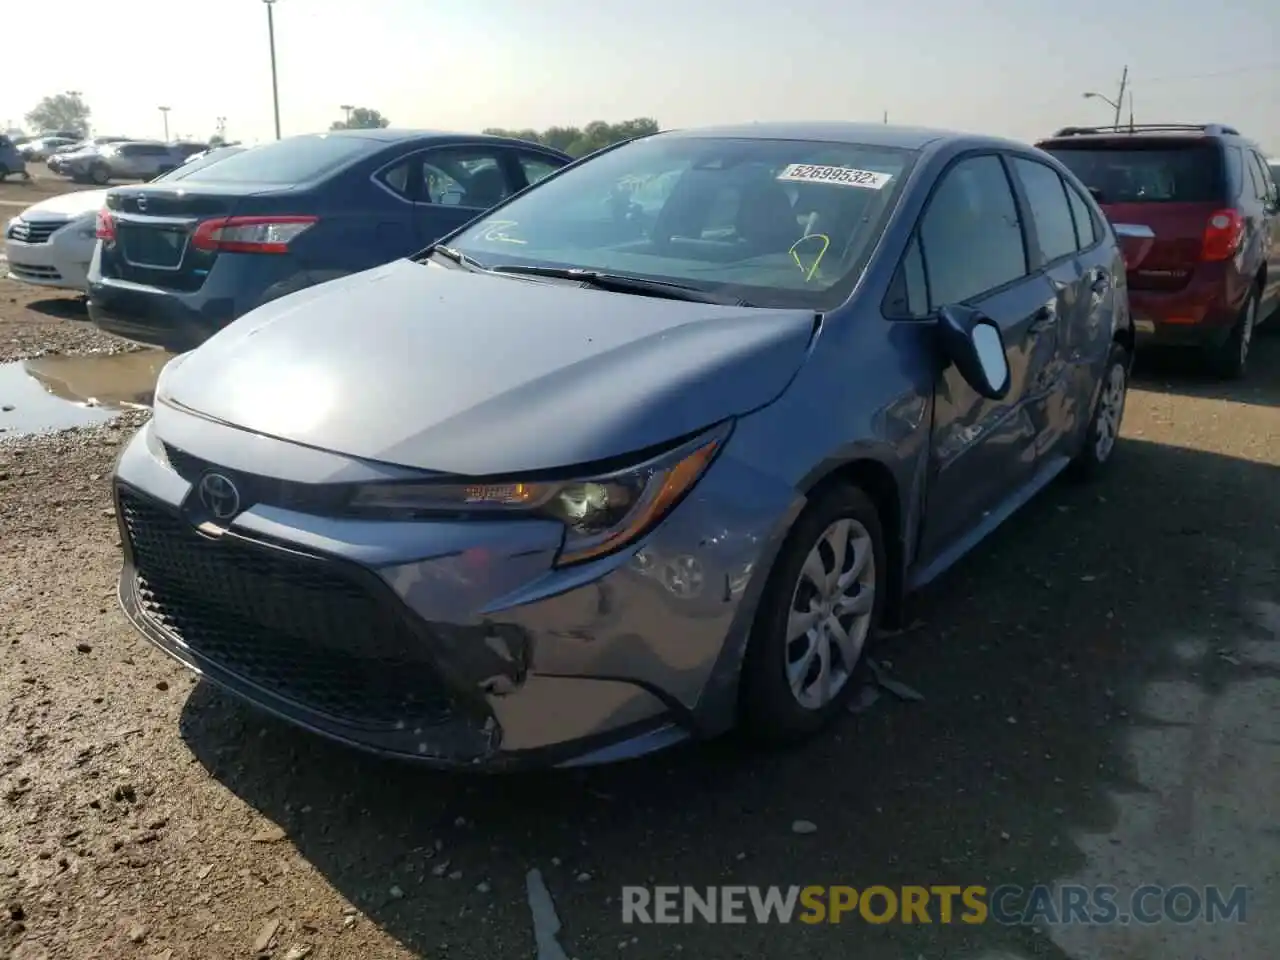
[{"xmin": 936, "ymin": 305, "xmax": 1011, "ymax": 400}]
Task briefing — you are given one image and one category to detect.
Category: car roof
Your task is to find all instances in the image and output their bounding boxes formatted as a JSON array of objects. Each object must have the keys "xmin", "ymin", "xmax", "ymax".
[
  {"xmin": 649, "ymin": 121, "xmax": 1026, "ymax": 153},
  {"xmin": 318, "ymin": 127, "xmax": 555, "ymax": 147}
]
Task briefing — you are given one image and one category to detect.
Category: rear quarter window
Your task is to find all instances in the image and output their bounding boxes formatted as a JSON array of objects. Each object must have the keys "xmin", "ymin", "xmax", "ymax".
[
  {"xmin": 178, "ymin": 134, "xmax": 375, "ymax": 184},
  {"xmin": 1043, "ymin": 142, "xmax": 1226, "ymax": 204}
]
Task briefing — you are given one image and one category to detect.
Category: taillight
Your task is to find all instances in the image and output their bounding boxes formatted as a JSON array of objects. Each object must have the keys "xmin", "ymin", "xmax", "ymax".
[
  {"xmin": 1201, "ymin": 209, "xmax": 1244, "ymax": 262},
  {"xmin": 191, "ymin": 215, "xmax": 318, "ymax": 254},
  {"xmin": 94, "ymin": 208, "xmax": 116, "ymax": 242}
]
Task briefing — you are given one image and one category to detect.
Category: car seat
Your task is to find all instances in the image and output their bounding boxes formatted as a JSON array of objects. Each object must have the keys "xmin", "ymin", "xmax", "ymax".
[{"xmin": 464, "ymin": 166, "xmax": 508, "ymax": 208}]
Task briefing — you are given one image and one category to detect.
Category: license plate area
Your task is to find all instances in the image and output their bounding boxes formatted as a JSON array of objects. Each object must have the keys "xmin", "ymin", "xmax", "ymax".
[
  {"xmin": 118, "ymin": 223, "xmax": 189, "ymax": 271},
  {"xmin": 1134, "ymin": 318, "xmax": 1155, "ymax": 334}
]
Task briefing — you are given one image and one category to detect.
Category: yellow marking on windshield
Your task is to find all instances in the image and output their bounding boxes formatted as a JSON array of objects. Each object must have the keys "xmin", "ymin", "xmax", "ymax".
[{"xmin": 790, "ymin": 234, "xmax": 830, "ymax": 282}]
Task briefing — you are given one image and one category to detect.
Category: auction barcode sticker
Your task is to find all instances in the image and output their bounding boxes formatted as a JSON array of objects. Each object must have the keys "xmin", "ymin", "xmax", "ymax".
[{"xmin": 777, "ymin": 164, "xmax": 893, "ymax": 189}]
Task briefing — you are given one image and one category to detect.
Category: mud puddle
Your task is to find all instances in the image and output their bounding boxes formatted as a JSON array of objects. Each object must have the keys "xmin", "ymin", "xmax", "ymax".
[{"xmin": 0, "ymin": 350, "xmax": 171, "ymax": 437}]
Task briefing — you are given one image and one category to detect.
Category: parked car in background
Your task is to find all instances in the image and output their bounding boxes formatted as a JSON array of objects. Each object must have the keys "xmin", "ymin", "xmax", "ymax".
[
  {"xmin": 88, "ymin": 129, "xmax": 572, "ymax": 350},
  {"xmin": 20, "ymin": 136, "xmax": 79, "ymax": 162},
  {"xmin": 50, "ymin": 136, "xmax": 131, "ymax": 158},
  {"xmin": 110, "ymin": 122, "xmax": 1133, "ymax": 768},
  {"xmin": 5, "ymin": 147, "xmax": 247, "ymax": 293},
  {"xmin": 1038, "ymin": 123, "xmax": 1279, "ymax": 378},
  {"xmin": 64, "ymin": 140, "xmax": 199, "ymax": 185},
  {"xmin": 181, "ymin": 142, "xmax": 244, "ymax": 165},
  {"xmin": 48, "ymin": 137, "xmax": 134, "ymax": 176},
  {"xmin": 0, "ymin": 135, "xmax": 30, "ymax": 181}
]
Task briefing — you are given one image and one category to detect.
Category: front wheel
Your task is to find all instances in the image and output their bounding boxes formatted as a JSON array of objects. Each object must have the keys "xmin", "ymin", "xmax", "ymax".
[
  {"xmin": 89, "ymin": 163, "xmax": 110, "ymax": 185},
  {"xmin": 739, "ymin": 484, "xmax": 886, "ymax": 744},
  {"xmin": 1069, "ymin": 342, "xmax": 1129, "ymax": 481}
]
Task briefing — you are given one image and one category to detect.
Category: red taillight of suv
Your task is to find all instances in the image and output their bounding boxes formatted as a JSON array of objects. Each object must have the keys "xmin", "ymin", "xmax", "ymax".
[
  {"xmin": 1201, "ymin": 209, "xmax": 1244, "ymax": 262},
  {"xmin": 190, "ymin": 215, "xmax": 318, "ymax": 254},
  {"xmin": 94, "ymin": 208, "xmax": 116, "ymax": 242}
]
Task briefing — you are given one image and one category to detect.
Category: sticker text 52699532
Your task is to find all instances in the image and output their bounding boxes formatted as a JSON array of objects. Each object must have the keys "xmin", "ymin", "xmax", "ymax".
[{"xmin": 776, "ymin": 164, "xmax": 894, "ymax": 190}]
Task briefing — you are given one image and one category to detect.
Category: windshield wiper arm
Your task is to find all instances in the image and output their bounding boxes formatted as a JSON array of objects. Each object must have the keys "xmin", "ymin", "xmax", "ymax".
[
  {"xmin": 425, "ymin": 245, "xmax": 489, "ymax": 272},
  {"xmin": 490, "ymin": 265, "xmax": 747, "ymax": 305}
]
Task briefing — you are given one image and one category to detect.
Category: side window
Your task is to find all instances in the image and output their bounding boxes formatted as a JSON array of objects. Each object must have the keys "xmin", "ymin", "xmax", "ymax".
[
  {"xmin": 1247, "ymin": 151, "xmax": 1275, "ymax": 205},
  {"xmin": 918, "ymin": 154, "xmax": 1028, "ymax": 309},
  {"xmin": 518, "ymin": 154, "xmax": 561, "ymax": 187},
  {"xmin": 1065, "ymin": 182, "xmax": 1099, "ymax": 249},
  {"xmin": 1010, "ymin": 157, "xmax": 1078, "ymax": 263},
  {"xmin": 1224, "ymin": 146, "xmax": 1244, "ymax": 200},
  {"xmin": 419, "ymin": 147, "xmax": 513, "ymax": 208},
  {"xmin": 1243, "ymin": 151, "xmax": 1266, "ymax": 203},
  {"xmin": 885, "ymin": 234, "xmax": 929, "ymax": 316}
]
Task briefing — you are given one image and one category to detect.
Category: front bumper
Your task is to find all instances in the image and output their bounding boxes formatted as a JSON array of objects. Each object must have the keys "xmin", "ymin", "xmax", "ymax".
[
  {"xmin": 5, "ymin": 231, "xmax": 95, "ymax": 291},
  {"xmin": 111, "ymin": 410, "xmax": 795, "ymax": 769}
]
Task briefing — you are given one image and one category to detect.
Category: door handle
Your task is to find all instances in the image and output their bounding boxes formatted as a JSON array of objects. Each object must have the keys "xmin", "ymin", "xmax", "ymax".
[
  {"xmin": 1029, "ymin": 306, "xmax": 1056, "ymax": 333},
  {"xmin": 1091, "ymin": 272, "xmax": 1111, "ymax": 295}
]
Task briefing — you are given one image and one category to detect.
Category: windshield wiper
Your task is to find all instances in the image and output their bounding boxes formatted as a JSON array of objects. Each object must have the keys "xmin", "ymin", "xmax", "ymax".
[
  {"xmin": 425, "ymin": 245, "xmax": 489, "ymax": 272},
  {"xmin": 490, "ymin": 265, "xmax": 748, "ymax": 305}
]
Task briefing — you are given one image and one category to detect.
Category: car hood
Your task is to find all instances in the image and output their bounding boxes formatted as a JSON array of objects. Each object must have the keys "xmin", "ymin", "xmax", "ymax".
[
  {"xmin": 159, "ymin": 259, "xmax": 818, "ymax": 475},
  {"xmin": 20, "ymin": 188, "xmax": 110, "ymax": 220}
]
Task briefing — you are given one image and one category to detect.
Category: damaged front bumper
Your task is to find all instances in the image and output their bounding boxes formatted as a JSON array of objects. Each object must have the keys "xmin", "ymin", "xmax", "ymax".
[{"xmin": 111, "ymin": 413, "xmax": 795, "ymax": 770}]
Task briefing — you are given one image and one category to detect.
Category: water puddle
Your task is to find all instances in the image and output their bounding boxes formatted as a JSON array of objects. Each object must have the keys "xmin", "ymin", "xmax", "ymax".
[{"xmin": 0, "ymin": 350, "xmax": 172, "ymax": 437}]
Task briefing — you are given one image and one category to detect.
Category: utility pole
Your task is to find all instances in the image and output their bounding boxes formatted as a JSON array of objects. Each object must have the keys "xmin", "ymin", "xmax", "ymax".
[
  {"xmin": 158, "ymin": 105, "xmax": 171, "ymax": 141},
  {"xmin": 263, "ymin": 0, "xmax": 282, "ymax": 139},
  {"xmin": 1113, "ymin": 66, "xmax": 1128, "ymax": 128},
  {"xmin": 340, "ymin": 104, "xmax": 354, "ymax": 126},
  {"xmin": 882, "ymin": 110, "xmax": 888, "ymax": 124}
]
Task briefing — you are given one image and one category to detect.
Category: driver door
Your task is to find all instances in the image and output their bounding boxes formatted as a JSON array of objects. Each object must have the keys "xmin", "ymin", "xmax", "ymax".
[{"xmin": 910, "ymin": 153, "xmax": 1060, "ymax": 569}]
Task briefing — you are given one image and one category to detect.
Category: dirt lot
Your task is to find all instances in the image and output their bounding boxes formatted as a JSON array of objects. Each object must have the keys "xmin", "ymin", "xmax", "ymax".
[
  {"xmin": 2, "ymin": 255, "xmax": 1279, "ymax": 959},
  {"xmin": 0, "ymin": 173, "xmax": 92, "ymax": 209}
]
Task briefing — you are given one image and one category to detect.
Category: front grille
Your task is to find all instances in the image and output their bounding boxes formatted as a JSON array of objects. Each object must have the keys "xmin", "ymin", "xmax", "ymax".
[
  {"xmin": 118, "ymin": 488, "xmax": 458, "ymax": 729},
  {"xmin": 6, "ymin": 219, "xmax": 66, "ymax": 244},
  {"xmin": 7, "ymin": 263, "xmax": 62, "ymax": 281}
]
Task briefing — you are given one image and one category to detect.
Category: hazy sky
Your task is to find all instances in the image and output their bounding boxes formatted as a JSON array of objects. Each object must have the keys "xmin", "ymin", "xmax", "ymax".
[{"xmin": 3, "ymin": 0, "xmax": 1278, "ymax": 154}]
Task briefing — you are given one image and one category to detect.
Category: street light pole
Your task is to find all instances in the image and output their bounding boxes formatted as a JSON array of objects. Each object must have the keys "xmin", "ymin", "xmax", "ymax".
[
  {"xmin": 263, "ymin": 0, "xmax": 282, "ymax": 139},
  {"xmin": 158, "ymin": 105, "xmax": 170, "ymax": 141},
  {"xmin": 340, "ymin": 104, "xmax": 354, "ymax": 126}
]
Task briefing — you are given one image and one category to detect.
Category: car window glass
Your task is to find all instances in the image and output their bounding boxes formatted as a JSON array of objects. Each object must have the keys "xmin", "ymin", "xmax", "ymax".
[
  {"xmin": 1065, "ymin": 182, "xmax": 1098, "ymax": 249},
  {"xmin": 1044, "ymin": 144, "xmax": 1225, "ymax": 203},
  {"xmin": 518, "ymin": 154, "xmax": 562, "ymax": 186},
  {"xmin": 418, "ymin": 147, "xmax": 513, "ymax": 207},
  {"xmin": 1247, "ymin": 152, "xmax": 1274, "ymax": 204},
  {"xmin": 918, "ymin": 154, "xmax": 1027, "ymax": 309},
  {"xmin": 177, "ymin": 134, "xmax": 372, "ymax": 184},
  {"xmin": 1243, "ymin": 152, "xmax": 1265, "ymax": 202},
  {"xmin": 448, "ymin": 136, "xmax": 917, "ymax": 311},
  {"xmin": 1224, "ymin": 147, "xmax": 1244, "ymax": 200},
  {"xmin": 1011, "ymin": 157, "xmax": 1078, "ymax": 263},
  {"xmin": 885, "ymin": 234, "xmax": 929, "ymax": 316}
]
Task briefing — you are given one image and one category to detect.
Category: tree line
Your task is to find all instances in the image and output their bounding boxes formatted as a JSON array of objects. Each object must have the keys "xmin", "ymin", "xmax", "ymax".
[{"xmin": 20, "ymin": 92, "xmax": 658, "ymax": 158}]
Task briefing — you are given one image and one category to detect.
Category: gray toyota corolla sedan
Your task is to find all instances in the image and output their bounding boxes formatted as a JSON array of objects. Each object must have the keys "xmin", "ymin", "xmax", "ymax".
[{"xmin": 112, "ymin": 123, "xmax": 1133, "ymax": 769}]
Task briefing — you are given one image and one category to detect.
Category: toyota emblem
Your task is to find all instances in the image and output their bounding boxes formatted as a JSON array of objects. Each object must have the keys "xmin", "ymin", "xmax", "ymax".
[{"xmin": 198, "ymin": 473, "xmax": 241, "ymax": 521}]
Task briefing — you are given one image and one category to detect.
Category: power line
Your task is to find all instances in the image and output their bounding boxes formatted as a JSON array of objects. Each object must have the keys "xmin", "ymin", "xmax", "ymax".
[{"xmin": 1141, "ymin": 62, "xmax": 1280, "ymax": 84}]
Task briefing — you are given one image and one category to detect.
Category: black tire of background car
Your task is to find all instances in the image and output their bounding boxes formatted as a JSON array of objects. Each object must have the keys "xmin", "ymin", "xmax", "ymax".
[
  {"xmin": 1206, "ymin": 285, "xmax": 1261, "ymax": 380},
  {"xmin": 738, "ymin": 483, "xmax": 887, "ymax": 744},
  {"xmin": 1068, "ymin": 342, "xmax": 1129, "ymax": 482},
  {"xmin": 90, "ymin": 163, "xmax": 110, "ymax": 185}
]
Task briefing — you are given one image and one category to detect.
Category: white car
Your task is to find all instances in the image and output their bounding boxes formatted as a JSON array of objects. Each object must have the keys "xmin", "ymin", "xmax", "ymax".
[{"xmin": 3, "ymin": 188, "xmax": 109, "ymax": 291}]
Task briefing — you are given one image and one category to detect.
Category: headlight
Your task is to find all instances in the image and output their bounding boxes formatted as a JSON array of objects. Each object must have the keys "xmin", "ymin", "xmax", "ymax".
[{"xmin": 348, "ymin": 422, "xmax": 731, "ymax": 566}]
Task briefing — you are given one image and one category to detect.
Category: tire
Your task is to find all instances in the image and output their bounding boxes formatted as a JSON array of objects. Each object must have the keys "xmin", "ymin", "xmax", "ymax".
[
  {"xmin": 89, "ymin": 163, "xmax": 110, "ymax": 185},
  {"xmin": 1206, "ymin": 286, "xmax": 1259, "ymax": 380},
  {"xmin": 1069, "ymin": 342, "xmax": 1129, "ymax": 481},
  {"xmin": 739, "ymin": 484, "xmax": 887, "ymax": 744}
]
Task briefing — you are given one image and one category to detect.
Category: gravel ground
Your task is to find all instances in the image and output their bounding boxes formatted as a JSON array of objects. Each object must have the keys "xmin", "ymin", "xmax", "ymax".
[{"xmin": 2, "ymin": 278, "xmax": 1279, "ymax": 959}]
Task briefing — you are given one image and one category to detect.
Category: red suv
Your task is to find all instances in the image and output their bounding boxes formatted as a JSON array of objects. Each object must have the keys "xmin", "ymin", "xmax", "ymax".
[{"xmin": 1037, "ymin": 123, "xmax": 1280, "ymax": 378}]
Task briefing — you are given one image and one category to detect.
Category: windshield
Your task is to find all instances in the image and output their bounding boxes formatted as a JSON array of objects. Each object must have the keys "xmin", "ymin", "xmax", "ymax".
[
  {"xmin": 1044, "ymin": 143, "xmax": 1225, "ymax": 203},
  {"xmin": 175, "ymin": 134, "xmax": 373, "ymax": 185},
  {"xmin": 446, "ymin": 136, "xmax": 917, "ymax": 309}
]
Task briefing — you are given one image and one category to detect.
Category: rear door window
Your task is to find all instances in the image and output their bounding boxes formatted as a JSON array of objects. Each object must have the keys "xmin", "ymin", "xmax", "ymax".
[
  {"xmin": 517, "ymin": 153, "xmax": 563, "ymax": 187},
  {"xmin": 1065, "ymin": 183, "xmax": 1099, "ymax": 248},
  {"xmin": 918, "ymin": 154, "xmax": 1029, "ymax": 308},
  {"xmin": 1044, "ymin": 143, "xmax": 1225, "ymax": 204},
  {"xmin": 1010, "ymin": 157, "xmax": 1078, "ymax": 263},
  {"xmin": 417, "ymin": 147, "xmax": 516, "ymax": 208}
]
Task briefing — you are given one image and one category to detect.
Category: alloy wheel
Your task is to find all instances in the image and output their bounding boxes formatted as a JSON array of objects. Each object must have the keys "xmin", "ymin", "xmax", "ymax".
[
  {"xmin": 785, "ymin": 517, "xmax": 876, "ymax": 710},
  {"xmin": 1094, "ymin": 361, "xmax": 1127, "ymax": 463}
]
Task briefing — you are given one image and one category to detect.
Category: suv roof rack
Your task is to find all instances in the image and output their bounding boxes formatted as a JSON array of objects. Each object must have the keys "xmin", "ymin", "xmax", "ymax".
[{"xmin": 1050, "ymin": 123, "xmax": 1240, "ymax": 138}]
